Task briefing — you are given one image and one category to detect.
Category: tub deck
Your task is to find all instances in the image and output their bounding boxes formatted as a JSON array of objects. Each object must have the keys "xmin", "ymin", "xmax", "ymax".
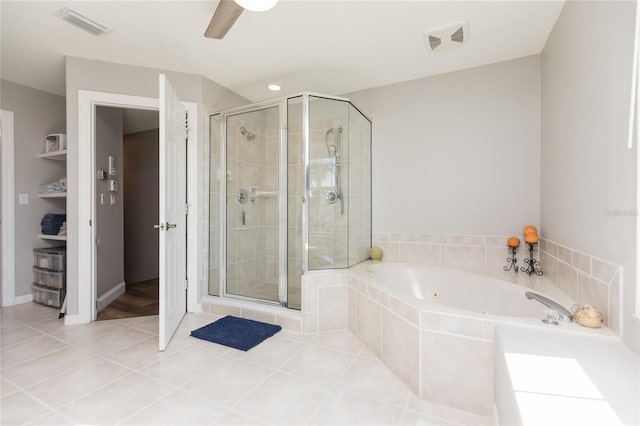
[{"xmin": 496, "ymin": 324, "xmax": 639, "ymax": 425}]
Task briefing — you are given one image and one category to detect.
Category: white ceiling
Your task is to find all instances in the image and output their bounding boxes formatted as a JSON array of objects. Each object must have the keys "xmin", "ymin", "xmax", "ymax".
[{"xmin": 1, "ymin": 1, "xmax": 564, "ymax": 102}]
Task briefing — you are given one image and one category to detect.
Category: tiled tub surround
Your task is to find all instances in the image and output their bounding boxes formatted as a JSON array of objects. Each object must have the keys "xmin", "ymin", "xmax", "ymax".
[
  {"xmin": 372, "ymin": 233, "xmax": 622, "ymax": 335},
  {"xmin": 345, "ymin": 261, "xmax": 618, "ymax": 417},
  {"xmin": 539, "ymin": 238, "xmax": 622, "ymax": 334}
]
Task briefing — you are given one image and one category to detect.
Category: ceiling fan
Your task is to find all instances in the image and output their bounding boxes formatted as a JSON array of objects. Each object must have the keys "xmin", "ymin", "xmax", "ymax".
[{"xmin": 205, "ymin": 0, "xmax": 278, "ymax": 39}]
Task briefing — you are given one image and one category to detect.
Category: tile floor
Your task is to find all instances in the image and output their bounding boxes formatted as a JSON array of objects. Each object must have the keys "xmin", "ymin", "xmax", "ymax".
[{"xmin": 1, "ymin": 302, "xmax": 491, "ymax": 426}]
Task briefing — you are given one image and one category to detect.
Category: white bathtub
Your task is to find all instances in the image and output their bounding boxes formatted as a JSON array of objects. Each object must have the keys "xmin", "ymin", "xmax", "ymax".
[
  {"xmin": 346, "ymin": 261, "xmax": 615, "ymax": 418},
  {"xmin": 360, "ymin": 262, "xmax": 576, "ymax": 322}
]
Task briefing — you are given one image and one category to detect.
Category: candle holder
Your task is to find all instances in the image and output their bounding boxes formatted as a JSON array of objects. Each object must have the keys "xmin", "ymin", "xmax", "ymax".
[
  {"xmin": 503, "ymin": 246, "xmax": 519, "ymax": 273},
  {"xmin": 521, "ymin": 243, "xmax": 543, "ymax": 276}
]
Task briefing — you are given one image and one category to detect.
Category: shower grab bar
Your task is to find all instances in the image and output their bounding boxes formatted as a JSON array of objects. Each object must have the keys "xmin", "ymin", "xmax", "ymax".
[{"xmin": 525, "ymin": 291, "xmax": 574, "ymax": 322}]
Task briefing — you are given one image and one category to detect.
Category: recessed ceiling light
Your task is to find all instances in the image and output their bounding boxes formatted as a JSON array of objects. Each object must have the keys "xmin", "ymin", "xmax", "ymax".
[
  {"xmin": 55, "ymin": 7, "xmax": 111, "ymax": 36},
  {"xmin": 268, "ymin": 84, "xmax": 282, "ymax": 91}
]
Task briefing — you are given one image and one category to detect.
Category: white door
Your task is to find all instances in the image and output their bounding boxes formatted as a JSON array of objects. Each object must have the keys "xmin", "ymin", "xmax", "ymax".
[{"xmin": 158, "ymin": 74, "xmax": 187, "ymax": 350}]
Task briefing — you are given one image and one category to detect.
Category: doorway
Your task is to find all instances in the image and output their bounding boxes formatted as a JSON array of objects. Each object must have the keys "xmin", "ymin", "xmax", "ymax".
[{"xmin": 94, "ymin": 106, "xmax": 160, "ymax": 320}]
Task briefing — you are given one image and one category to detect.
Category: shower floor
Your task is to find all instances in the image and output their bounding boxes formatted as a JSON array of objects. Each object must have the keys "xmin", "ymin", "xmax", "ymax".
[{"xmin": 237, "ymin": 283, "xmax": 301, "ymax": 310}]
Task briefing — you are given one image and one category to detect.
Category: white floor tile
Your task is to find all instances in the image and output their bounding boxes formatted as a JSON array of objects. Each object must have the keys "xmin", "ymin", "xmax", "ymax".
[
  {"xmin": 56, "ymin": 372, "xmax": 174, "ymax": 425},
  {"xmin": 25, "ymin": 359, "xmax": 131, "ymax": 408},
  {"xmin": 50, "ymin": 320, "xmax": 123, "ymax": 345},
  {"xmin": 279, "ymin": 345, "xmax": 355, "ymax": 386},
  {"xmin": 106, "ymin": 336, "xmax": 184, "ymax": 370},
  {"xmin": 310, "ymin": 388, "xmax": 404, "ymax": 425},
  {"xmin": 337, "ymin": 356, "xmax": 411, "ymax": 406},
  {"xmin": 1, "ymin": 346, "xmax": 97, "ymax": 388},
  {"xmin": 122, "ymin": 389, "xmax": 226, "ymax": 425},
  {"xmin": 1, "ymin": 307, "xmax": 487, "ymax": 426},
  {"xmin": 182, "ymin": 357, "xmax": 273, "ymax": 408},
  {"xmin": 0, "ymin": 326, "xmax": 44, "ymax": 347},
  {"xmin": 0, "ymin": 391, "xmax": 50, "ymax": 425},
  {"xmin": 1, "ymin": 336, "xmax": 68, "ymax": 369},
  {"xmin": 27, "ymin": 412, "xmax": 74, "ymax": 426},
  {"xmin": 140, "ymin": 346, "xmax": 230, "ymax": 387},
  {"xmin": 234, "ymin": 372, "xmax": 330, "ymax": 425},
  {"xmin": 310, "ymin": 329, "xmax": 365, "ymax": 354},
  {"xmin": 213, "ymin": 410, "xmax": 269, "ymax": 425},
  {"xmin": 75, "ymin": 327, "xmax": 155, "ymax": 355},
  {"xmin": 235, "ymin": 335, "xmax": 305, "ymax": 370},
  {"xmin": 1, "ymin": 379, "xmax": 19, "ymax": 398}
]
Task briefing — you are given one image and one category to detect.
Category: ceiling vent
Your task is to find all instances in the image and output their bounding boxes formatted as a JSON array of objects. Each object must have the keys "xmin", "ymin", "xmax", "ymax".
[
  {"xmin": 55, "ymin": 7, "xmax": 111, "ymax": 36},
  {"xmin": 424, "ymin": 21, "xmax": 469, "ymax": 53}
]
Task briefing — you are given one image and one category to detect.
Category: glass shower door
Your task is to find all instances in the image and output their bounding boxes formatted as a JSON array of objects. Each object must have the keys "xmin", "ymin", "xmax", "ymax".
[{"xmin": 225, "ymin": 106, "xmax": 281, "ymax": 304}]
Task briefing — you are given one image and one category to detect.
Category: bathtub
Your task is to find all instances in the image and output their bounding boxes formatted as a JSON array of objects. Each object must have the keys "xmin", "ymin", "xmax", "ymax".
[
  {"xmin": 346, "ymin": 262, "xmax": 615, "ymax": 418},
  {"xmin": 359, "ymin": 262, "xmax": 577, "ymax": 321}
]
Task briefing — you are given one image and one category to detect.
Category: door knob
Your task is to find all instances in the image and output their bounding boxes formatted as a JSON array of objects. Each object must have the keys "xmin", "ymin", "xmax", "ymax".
[{"xmin": 154, "ymin": 222, "xmax": 176, "ymax": 230}]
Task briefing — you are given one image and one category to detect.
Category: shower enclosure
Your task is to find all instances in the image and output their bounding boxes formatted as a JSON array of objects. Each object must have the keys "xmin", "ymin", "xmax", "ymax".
[{"xmin": 209, "ymin": 93, "xmax": 371, "ymax": 309}]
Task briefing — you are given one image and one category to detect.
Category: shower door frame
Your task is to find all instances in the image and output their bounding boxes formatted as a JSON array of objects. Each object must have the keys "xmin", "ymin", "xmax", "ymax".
[
  {"xmin": 211, "ymin": 92, "xmax": 364, "ymax": 309},
  {"xmin": 217, "ymin": 100, "xmax": 289, "ymax": 307}
]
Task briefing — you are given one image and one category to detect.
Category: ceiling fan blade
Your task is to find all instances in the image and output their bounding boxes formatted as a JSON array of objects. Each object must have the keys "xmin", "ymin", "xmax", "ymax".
[{"xmin": 204, "ymin": 0, "xmax": 244, "ymax": 39}]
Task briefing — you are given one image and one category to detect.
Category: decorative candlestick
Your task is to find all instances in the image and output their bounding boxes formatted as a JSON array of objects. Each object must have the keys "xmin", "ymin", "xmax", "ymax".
[
  {"xmin": 521, "ymin": 243, "xmax": 543, "ymax": 276},
  {"xmin": 503, "ymin": 237, "xmax": 520, "ymax": 272}
]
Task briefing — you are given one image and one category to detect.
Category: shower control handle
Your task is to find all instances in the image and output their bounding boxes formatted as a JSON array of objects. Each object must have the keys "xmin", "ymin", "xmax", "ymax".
[{"xmin": 325, "ymin": 190, "xmax": 338, "ymax": 204}]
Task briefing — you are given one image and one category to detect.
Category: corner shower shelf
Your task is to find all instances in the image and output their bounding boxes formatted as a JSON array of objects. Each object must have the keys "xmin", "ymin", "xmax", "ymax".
[
  {"xmin": 37, "ymin": 150, "xmax": 67, "ymax": 161},
  {"xmin": 38, "ymin": 192, "xmax": 67, "ymax": 198},
  {"xmin": 39, "ymin": 234, "xmax": 67, "ymax": 241}
]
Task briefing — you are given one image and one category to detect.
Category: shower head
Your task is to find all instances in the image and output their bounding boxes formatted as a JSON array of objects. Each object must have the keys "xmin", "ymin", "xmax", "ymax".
[{"xmin": 240, "ymin": 126, "xmax": 256, "ymax": 141}]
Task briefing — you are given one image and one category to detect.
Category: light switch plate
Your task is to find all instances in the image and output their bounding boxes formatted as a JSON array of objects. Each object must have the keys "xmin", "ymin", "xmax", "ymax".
[{"xmin": 19, "ymin": 194, "xmax": 29, "ymax": 205}]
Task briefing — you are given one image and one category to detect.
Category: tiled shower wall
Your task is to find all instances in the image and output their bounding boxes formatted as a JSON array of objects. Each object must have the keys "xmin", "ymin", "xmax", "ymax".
[
  {"xmin": 372, "ymin": 232, "xmax": 622, "ymax": 334},
  {"xmin": 226, "ymin": 122, "xmax": 279, "ymax": 295}
]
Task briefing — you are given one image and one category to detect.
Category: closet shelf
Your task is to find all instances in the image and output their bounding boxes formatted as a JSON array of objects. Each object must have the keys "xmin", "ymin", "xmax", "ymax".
[
  {"xmin": 38, "ymin": 192, "xmax": 67, "ymax": 198},
  {"xmin": 39, "ymin": 234, "xmax": 67, "ymax": 241},
  {"xmin": 37, "ymin": 150, "xmax": 67, "ymax": 161}
]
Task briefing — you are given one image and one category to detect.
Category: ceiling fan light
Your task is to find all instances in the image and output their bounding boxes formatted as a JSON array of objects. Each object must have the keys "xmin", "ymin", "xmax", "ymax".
[{"xmin": 234, "ymin": 0, "xmax": 278, "ymax": 12}]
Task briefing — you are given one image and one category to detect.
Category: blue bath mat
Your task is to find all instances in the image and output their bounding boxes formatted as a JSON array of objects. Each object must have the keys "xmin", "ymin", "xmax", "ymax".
[{"xmin": 190, "ymin": 315, "xmax": 282, "ymax": 351}]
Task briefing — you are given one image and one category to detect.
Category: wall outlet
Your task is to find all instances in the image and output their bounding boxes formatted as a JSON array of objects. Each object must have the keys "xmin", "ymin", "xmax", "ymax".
[{"xmin": 18, "ymin": 194, "xmax": 29, "ymax": 205}]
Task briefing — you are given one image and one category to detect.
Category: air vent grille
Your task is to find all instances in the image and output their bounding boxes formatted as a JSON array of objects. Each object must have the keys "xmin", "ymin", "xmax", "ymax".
[{"xmin": 423, "ymin": 21, "xmax": 469, "ymax": 53}]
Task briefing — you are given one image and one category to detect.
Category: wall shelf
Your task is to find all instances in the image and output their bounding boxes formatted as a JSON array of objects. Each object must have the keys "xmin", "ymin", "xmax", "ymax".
[
  {"xmin": 39, "ymin": 234, "xmax": 67, "ymax": 241},
  {"xmin": 37, "ymin": 150, "xmax": 67, "ymax": 161},
  {"xmin": 38, "ymin": 192, "xmax": 67, "ymax": 198}
]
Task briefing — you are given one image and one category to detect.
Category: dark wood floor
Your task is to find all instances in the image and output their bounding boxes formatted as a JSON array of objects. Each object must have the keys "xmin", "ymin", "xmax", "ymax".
[{"xmin": 97, "ymin": 278, "xmax": 159, "ymax": 321}]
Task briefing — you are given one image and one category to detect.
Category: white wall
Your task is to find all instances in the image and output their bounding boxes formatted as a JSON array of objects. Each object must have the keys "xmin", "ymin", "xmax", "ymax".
[
  {"xmin": 64, "ymin": 56, "xmax": 248, "ymax": 317},
  {"xmin": 541, "ymin": 0, "xmax": 638, "ymax": 353},
  {"xmin": 347, "ymin": 55, "xmax": 541, "ymax": 236},
  {"xmin": 0, "ymin": 80, "xmax": 66, "ymax": 301},
  {"xmin": 123, "ymin": 128, "xmax": 159, "ymax": 284},
  {"xmin": 95, "ymin": 106, "xmax": 124, "ymax": 299}
]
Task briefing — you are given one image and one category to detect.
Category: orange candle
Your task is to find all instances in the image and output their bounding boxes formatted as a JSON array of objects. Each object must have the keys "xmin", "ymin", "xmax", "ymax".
[
  {"xmin": 525, "ymin": 233, "xmax": 539, "ymax": 244},
  {"xmin": 523, "ymin": 225, "xmax": 537, "ymax": 235},
  {"xmin": 507, "ymin": 237, "xmax": 521, "ymax": 248}
]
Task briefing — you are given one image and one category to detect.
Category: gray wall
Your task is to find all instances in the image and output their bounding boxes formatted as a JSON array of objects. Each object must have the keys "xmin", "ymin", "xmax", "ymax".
[
  {"xmin": 541, "ymin": 0, "xmax": 638, "ymax": 353},
  {"xmin": 347, "ymin": 55, "xmax": 541, "ymax": 236},
  {"xmin": 123, "ymin": 128, "xmax": 159, "ymax": 284},
  {"xmin": 65, "ymin": 56, "xmax": 248, "ymax": 316},
  {"xmin": 95, "ymin": 107, "xmax": 124, "ymax": 299},
  {"xmin": 0, "ymin": 80, "xmax": 66, "ymax": 299}
]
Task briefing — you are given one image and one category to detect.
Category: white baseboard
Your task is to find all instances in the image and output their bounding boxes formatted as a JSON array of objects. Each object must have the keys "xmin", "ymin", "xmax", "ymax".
[
  {"xmin": 63, "ymin": 314, "xmax": 85, "ymax": 326},
  {"xmin": 96, "ymin": 281, "xmax": 126, "ymax": 312},
  {"xmin": 2, "ymin": 294, "xmax": 34, "ymax": 306}
]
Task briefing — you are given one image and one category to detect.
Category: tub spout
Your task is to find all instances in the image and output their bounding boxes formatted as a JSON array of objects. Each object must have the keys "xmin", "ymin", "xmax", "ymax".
[{"xmin": 525, "ymin": 292, "xmax": 574, "ymax": 322}]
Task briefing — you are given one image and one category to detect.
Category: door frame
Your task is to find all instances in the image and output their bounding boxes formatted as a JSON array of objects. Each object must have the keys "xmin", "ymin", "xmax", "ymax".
[
  {"xmin": 1, "ymin": 110, "xmax": 22, "ymax": 306},
  {"xmin": 77, "ymin": 90, "xmax": 198, "ymax": 324}
]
